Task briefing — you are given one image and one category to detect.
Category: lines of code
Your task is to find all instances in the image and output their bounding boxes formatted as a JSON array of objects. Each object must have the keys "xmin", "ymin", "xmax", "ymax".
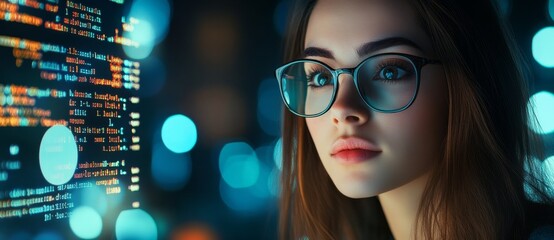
[{"xmin": 0, "ymin": 0, "xmax": 143, "ymax": 231}]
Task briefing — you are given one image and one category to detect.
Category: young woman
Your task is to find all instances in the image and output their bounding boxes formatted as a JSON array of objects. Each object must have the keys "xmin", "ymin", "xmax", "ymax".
[{"xmin": 275, "ymin": 0, "xmax": 554, "ymax": 239}]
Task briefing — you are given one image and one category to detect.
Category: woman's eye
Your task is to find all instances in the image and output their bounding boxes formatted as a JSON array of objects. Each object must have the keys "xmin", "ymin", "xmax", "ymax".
[
  {"xmin": 308, "ymin": 72, "xmax": 332, "ymax": 87},
  {"xmin": 378, "ymin": 66, "xmax": 407, "ymax": 80}
]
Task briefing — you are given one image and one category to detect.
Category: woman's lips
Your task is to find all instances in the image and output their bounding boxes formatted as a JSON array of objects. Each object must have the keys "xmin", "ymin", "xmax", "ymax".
[
  {"xmin": 330, "ymin": 137, "xmax": 382, "ymax": 163},
  {"xmin": 331, "ymin": 149, "xmax": 381, "ymax": 163}
]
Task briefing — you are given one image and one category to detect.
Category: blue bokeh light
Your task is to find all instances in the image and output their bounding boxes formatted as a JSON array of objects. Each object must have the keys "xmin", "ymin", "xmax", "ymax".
[
  {"xmin": 220, "ymin": 154, "xmax": 259, "ymax": 188},
  {"xmin": 79, "ymin": 186, "xmax": 108, "ymax": 216},
  {"xmin": 268, "ymin": 167, "xmax": 280, "ymax": 197},
  {"xmin": 219, "ymin": 142, "xmax": 260, "ymax": 188},
  {"xmin": 115, "ymin": 209, "xmax": 158, "ymax": 240},
  {"xmin": 532, "ymin": 27, "xmax": 554, "ymax": 68},
  {"xmin": 220, "ymin": 143, "xmax": 277, "ymax": 213},
  {"xmin": 219, "ymin": 179, "xmax": 267, "ymax": 214},
  {"xmin": 257, "ymin": 78, "xmax": 282, "ymax": 136},
  {"xmin": 255, "ymin": 145, "xmax": 274, "ymax": 163},
  {"xmin": 69, "ymin": 206, "xmax": 103, "ymax": 239},
  {"xmin": 273, "ymin": 138, "xmax": 283, "ymax": 170},
  {"xmin": 543, "ymin": 156, "xmax": 554, "ymax": 190},
  {"xmin": 528, "ymin": 91, "xmax": 554, "ymax": 134},
  {"xmin": 39, "ymin": 125, "xmax": 78, "ymax": 186},
  {"xmin": 123, "ymin": 20, "xmax": 155, "ymax": 59},
  {"xmin": 254, "ymin": 144, "xmax": 281, "ymax": 197},
  {"xmin": 124, "ymin": 0, "xmax": 171, "ymax": 59},
  {"xmin": 161, "ymin": 114, "xmax": 197, "ymax": 153},
  {"xmin": 151, "ymin": 141, "xmax": 192, "ymax": 191},
  {"xmin": 128, "ymin": 0, "xmax": 171, "ymax": 44},
  {"xmin": 248, "ymin": 161, "xmax": 272, "ymax": 199}
]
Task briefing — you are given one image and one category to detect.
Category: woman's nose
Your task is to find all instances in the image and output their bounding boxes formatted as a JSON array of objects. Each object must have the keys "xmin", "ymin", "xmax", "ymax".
[{"xmin": 328, "ymin": 73, "xmax": 370, "ymax": 126}]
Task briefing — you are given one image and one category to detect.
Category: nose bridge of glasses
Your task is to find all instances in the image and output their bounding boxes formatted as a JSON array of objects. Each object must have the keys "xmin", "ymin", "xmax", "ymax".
[
  {"xmin": 333, "ymin": 68, "xmax": 356, "ymax": 83},
  {"xmin": 333, "ymin": 67, "xmax": 363, "ymax": 104}
]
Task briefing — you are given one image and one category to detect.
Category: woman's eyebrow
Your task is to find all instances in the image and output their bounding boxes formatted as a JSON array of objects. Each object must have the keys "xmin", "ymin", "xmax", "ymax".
[
  {"xmin": 303, "ymin": 47, "xmax": 334, "ymax": 59},
  {"xmin": 356, "ymin": 37, "xmax": 423, "ymax": 56},
  {"xmin": 303, "ymin": 37, "xmax": 423, "ymax": 59}
]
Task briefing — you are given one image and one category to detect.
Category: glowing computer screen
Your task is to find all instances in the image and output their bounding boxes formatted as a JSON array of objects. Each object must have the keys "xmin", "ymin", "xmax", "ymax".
[{"xmin": 0, "ymin": 0, "xmax": 155, "ymax": 238}]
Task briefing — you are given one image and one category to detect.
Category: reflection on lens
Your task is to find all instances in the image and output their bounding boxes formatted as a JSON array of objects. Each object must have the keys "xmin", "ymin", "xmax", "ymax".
[
  {"xmin": 280, "ymin": 61, "xmax": 334, "ymax": 116},
  {"xmin": 356, "ymin": 55, "xmax": 417, "ymax": 112}
]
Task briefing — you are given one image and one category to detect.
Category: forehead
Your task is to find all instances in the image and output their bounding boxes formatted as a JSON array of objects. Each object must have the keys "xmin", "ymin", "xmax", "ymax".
[{"xmin": 305, "ymin": 0, "xmax": 432, "ymax": 58}]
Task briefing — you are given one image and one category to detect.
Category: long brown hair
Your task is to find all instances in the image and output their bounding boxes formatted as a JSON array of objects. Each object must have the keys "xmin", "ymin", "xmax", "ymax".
[{"xmin": 278, "ymin": 0, "xmax": 553, "ymax": 239}]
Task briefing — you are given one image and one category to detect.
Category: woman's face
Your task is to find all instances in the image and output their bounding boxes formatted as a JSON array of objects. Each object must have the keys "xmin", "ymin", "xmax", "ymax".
[{"xmin": 304, "ymin": 0, "xmax": 448, "ymax": 198}]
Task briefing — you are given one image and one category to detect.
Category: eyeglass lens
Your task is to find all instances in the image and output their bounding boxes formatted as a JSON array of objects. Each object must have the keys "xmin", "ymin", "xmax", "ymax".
[{"xmin": 279, "ymin": 55, "xmax": 418, "ymax": 116}]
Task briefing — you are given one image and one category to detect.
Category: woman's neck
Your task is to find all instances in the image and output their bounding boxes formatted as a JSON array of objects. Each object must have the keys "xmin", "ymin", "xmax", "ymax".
[{"xmin": 377, "ymin": 172, "xmax": 431, "ymax": 240}]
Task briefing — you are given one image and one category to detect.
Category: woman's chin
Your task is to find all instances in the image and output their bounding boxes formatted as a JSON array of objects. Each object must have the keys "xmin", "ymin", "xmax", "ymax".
[{"xmin": 334, "ymin": 182, "xmax": 381, "ymax": 199}]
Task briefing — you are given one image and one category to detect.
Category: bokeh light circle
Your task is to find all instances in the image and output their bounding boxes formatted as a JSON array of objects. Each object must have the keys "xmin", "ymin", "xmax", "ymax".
[
  {"xmin": 248, "ymin": 161, "xmax": 272, "ymax": 199},
  {"xmin": 39, "ymin": 125, "xmax": 78, "ymax": 185},
  {"xmin": 219, "ymin": 144, "xmax": 274, "ymax": 214},
  {"xmin": 124, "ymin": 0, "xmax": 171, "ymax": 59},
  {"xmin": 527, "ymin": 91, "xmax": 554, "ymax": 134},
  {"xmin": 123, "ymin": 20, "xmax": 155, "ymax": 60},
  {"xmin": 115, "ymin": 209, "xmax": 158, "ymax": 240},
  {"xmin": 69, "ymin": 206, "xmax": 103, "ymax": 239},
  {"xmin": 128, "ymin": 0, "xmax": 171, "ymax": 44},
  {"xmin": 79, "ymin": 186, "xmax": 108, "ymax": 216},
  {"xmin": 532, "ymin": 27, "xmax": 554, "ymax": 68},
  {"xmin": 161, "ymin": 114, "xmax": 197, "ymax": 153},
  {"xmin": 219, "ymin": 179, "xmax": 266, "ymax": 214},
  {"xmin": 219, "ymin": 142, "xmax": 260, "ymax": 188},
  {"xmin": 171, "ymin": 223, "xmax": 218, "ymax": 240}
]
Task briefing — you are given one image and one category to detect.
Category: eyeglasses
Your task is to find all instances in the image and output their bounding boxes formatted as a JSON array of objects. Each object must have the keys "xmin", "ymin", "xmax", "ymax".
[{"xmin": 275, "ymin": 52, "xmax": 440, "ymax": 118}]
